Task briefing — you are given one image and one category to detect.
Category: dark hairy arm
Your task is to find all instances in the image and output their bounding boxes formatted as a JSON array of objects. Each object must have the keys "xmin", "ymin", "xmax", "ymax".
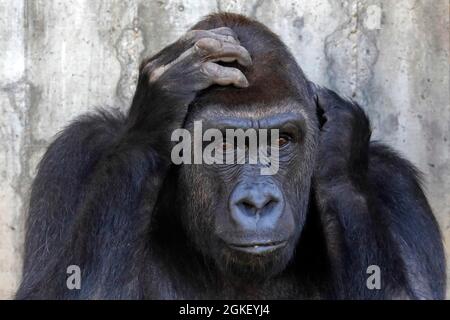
[
  {"xmin": 314, "ymin": 88, "xmax": 446, "ymax": 299},
  {"xmin": 16, "ymin": 27, "xmax": 252, "ymax": 299}
]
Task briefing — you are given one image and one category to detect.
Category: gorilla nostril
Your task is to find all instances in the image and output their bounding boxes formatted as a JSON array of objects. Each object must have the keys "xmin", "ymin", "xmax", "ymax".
[
  {"xmin": 241, "ymin": 200, "xmax": 253, "ymax": 209},
  {"xmin": 237, "ymin": 199, "xmax": 257, "ymax": 216},
  {"xmin": 237, "ymin": 196, "xmax": 279, "ymax": 216},
  {"xmin": 264, "ymin": 198, "xmax": 278, "ymax": 211}
]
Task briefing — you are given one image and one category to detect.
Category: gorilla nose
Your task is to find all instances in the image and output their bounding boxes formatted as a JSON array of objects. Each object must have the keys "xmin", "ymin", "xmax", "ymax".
[{"xmin": 229, "ymin": 182, "xmax": 284, "ymax": 229}]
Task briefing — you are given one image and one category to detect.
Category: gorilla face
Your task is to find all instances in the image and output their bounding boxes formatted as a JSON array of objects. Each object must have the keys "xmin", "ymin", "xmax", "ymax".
[
  {"xmin": 170, "ymin": 9, "xmax": 320, "ymax": 281},
  {"xmin": 178, "ymin": 98, "xmax": 319, "ymax": 279}
]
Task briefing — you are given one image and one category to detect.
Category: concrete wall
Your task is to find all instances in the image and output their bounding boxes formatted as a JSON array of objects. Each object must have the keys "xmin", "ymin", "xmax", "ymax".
[{"xmin": 0, "ymin": 0, "xmax": 449, "ymax": 299}]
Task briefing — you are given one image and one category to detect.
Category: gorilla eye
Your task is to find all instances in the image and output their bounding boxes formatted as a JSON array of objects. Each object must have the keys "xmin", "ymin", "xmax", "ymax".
[
  {"xmin": 276, "ymin": 135, "xmax": 291, "ymax": 148},
  {"xmin": 219, "ymin": 142, "xmax": 234, "ymax": 153}
]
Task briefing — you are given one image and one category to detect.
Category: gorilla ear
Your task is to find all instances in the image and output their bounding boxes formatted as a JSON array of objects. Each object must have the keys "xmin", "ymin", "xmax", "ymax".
[
  {"xmin": 307, "ymin": 81, "xmax": 326, "ymax": 128},
  {"xmin": 309, "ymin": 84, "xmax": 353, "ymax": 129}
]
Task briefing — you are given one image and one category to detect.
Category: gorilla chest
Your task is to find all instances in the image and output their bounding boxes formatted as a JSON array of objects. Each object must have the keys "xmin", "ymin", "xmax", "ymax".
[{"xmin": 148, "ymin": 260, "xmax": 311, "ymax": 299}]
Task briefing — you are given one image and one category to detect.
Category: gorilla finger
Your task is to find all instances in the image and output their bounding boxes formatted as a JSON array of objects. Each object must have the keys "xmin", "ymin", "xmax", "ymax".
[
  {"xmin": 208, "ymin": 27, "xmax": 239, "ymax": 41},
  {"xmin": 201, "ymin": 62, "xmax": 249, "ymax": 88},
  {"xmin": 195, "ymin": 38, "xmax": 252, "ymax": 67},
  {"xmin": 149, "ymin": 44, "xmax": 201, "ymax": 82},
  {"xmin": 186, "ymin": 29, "xmax": 239, "ymax": 45},
  {"xmin": 149, "ymin": 39, "xmax": 250, "ymax": 84}
]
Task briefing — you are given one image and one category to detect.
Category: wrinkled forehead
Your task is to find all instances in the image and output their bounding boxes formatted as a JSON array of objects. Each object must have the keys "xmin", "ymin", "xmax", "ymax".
[{"xmin": 185, "ymin": 99, "xmax": 311, "ymax": 129}]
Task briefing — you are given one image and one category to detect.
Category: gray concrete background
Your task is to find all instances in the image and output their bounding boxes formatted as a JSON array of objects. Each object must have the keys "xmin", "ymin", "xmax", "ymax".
[{"xmin": 0, "ymin": 0, "xmax": 449, "ymax": 299}]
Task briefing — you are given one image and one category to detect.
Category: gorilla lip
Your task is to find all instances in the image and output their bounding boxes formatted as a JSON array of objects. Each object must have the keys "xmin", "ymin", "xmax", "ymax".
[{"xmin": 227, "ymin": 240, "xmax": 287, "ymax": 255}]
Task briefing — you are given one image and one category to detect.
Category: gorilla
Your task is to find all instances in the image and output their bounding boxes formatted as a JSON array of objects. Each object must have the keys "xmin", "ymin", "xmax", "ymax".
[{"xmin": 16, "ymin": 13, "xmax": 445, "ymax": 299}]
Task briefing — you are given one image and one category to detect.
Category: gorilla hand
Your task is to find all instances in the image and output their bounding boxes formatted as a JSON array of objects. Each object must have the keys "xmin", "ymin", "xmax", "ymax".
[
  {"xmin": 314, "ymin": 87, "xmax": 371, "ymax": 184},
  {"xmin": 127, "ymin": 27, "xmax": 252, "ymax": 155},
  {"xmin": 146, "ymin": 27, "xmax": 251, "ymax": 94}
]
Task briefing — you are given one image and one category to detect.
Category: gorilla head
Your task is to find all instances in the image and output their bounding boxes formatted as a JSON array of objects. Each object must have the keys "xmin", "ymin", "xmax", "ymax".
[{"xmin": 172, "ymin": 13, "xmax": 319, "ymax": 280}]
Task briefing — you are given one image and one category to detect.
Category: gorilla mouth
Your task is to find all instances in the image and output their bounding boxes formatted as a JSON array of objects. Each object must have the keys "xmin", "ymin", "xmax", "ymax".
[{"xmin": 227, "ymin": 240, "xmax": 287, "ymax": 255}]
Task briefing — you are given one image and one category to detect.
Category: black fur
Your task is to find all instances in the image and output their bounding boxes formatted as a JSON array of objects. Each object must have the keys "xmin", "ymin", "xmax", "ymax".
[{"xmin": 16, "ymin": 13, "xmax": 445, "ymax": 300}]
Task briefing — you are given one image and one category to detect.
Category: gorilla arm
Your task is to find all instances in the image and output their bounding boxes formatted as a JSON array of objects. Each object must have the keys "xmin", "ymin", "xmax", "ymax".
[
  {"xmin": 16, "ymin": 27, "xmax": 251, "ymax": 299},
  {"xmin": 314, "ymin": 88, "xmax": 446, "ymax": 299}
]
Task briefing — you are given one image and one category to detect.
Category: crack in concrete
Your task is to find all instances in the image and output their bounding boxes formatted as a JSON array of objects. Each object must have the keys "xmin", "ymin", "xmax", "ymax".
[
  {"xmin": 250, "ymin": 0, "xmax": 265, "ymax": 18},
  {"xmin": 324, "ymin": 0, "xmax": 380, "ymax": 105},
  {"xmin": 113, "ymin": 22, "xmax": 146, "ymax": 109}
]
